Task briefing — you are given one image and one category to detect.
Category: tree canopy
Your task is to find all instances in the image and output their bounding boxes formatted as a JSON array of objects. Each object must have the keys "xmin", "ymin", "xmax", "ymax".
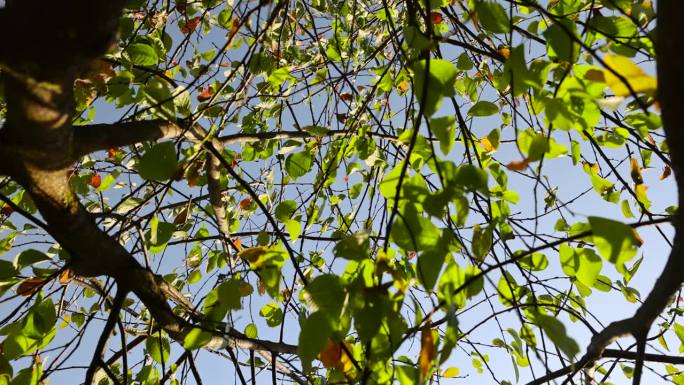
[{"xmin": 0, "ymin": 0, "xmax": 682, "ymax": 384}]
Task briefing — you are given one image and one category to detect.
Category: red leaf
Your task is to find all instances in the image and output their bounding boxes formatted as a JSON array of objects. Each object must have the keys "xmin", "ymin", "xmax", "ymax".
[
  {"xmin": 89, "ymin": 174, "xmax": 102, "ymax": 188},
  {"xmin": 431, "ymin": 11, "xmax": 443, "ymax": 24},
  {"xmin": 107, "ymin": 147, "xmax": 120, "ymax": 158}
]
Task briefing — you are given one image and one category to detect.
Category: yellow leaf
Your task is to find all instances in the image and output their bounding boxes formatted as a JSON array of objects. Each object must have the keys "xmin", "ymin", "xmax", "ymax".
[
  {"xmin": 480, "ymin": 137, "xmax": 495, "ymax": 152},
  {"xmin": 635, "ymin": 183, "xmax": 651, "ymax": 209},
  {"xmin": 419, "ymin": 328, "xmax": 435, "ymax": 382},
  {"xmin": 603, "ymin": 54, "xmax": 657, "ymax": 96},
  {"xmin": 442, "ymin": 367, "xmax": 460, "ymax": 378}
]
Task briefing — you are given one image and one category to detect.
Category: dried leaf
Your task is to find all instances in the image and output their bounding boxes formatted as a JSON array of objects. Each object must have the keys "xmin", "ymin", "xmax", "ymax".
[
  {"xmin": 660, "ymin": 165, "xmax": 672, "ymax": 180},
  {"xmin": 238, "ymin": 197, "xmax": 252, "ymax": 210},
  {"xmin": 181, "ymin": 17, "xmax": 201, "ymax": 34},
  {"xmin": 16, "ymin": 277, "xmax": 44, "ymax": 296}
]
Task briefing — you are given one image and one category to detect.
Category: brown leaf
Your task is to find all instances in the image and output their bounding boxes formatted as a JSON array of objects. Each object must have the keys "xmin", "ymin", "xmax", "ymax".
[
  {"xmin": 339, "ymin": 92, "xmax": 353, "ymax": 102},
  {"xmin": 506, "ymin": 158, "xmax": 529, "ymax": 171},
  {"xmin": 174, "ymin": 207, "xmax": 189, "ymax": 225},
  {"xmin": 238, "ymin": 197, "xmax": 252, "ymax": 210},
  {"xmin": 181, "ymin": 17, "xmax": 201, "ymax": 34},
  {"xmin": 660, "ymin": 165, "xmax": 672, "ymax": 180},
  {"xmin": 107, "ymin": 147, "xmax": 119, "ymax": 158},
  {"xmin": 16, "ymin": 277, "xmax": 45, "ymax": 296},
  {"xmin": 1, "ymin": 205, "xmax": 14, "ymax": 216}
]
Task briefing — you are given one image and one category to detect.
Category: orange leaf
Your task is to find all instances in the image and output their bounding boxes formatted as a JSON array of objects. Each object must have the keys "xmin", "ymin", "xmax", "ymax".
[
  {"xmin": 431, "ymin": 11, "xmax": 443, "ymax": 24},
  {"xmin": 197, "ymin": 86, "xmax": 215, "ymax": 102},
  {"xmin": 419, "ymin": 328, "xmax": 435, "ymax": 382},
  {"xmin": 319, "ymin": 339, "xmax": 343, "ymax": 368},
  {"xmin": 660, "ymin": 165, "xmax": 672, "ymax": 180},
  {"xmin": 498, "ymin": 46, "xmax": 511, "ymax": 59},
  {"xmin": 59, "ymin": 269, "xmax": 73, "ymax": 285},
  {"xmin": 89, "ymin": 174, "xmax": 102, "ymax": 188},
  {"xmin": 233, "ymin": 238, "xmax": 243, "ymax": 250},
  {"xmin": 181, "ymin": 17, "xmax": 201, "ymax": 34},
  {"xmin": 16, "ymin": 277, "xmax": 44, "ymax": 296},
  {"xmin": 398, "ymin": 79, "xmax": 409, "ymax": 94},
  {"xmin": 107, "ymin": 147, "xmax": 119, "ymax": 158},
  {"xmin": 506, "ymin": 158, "xmax": 529, "ymax": 171}
]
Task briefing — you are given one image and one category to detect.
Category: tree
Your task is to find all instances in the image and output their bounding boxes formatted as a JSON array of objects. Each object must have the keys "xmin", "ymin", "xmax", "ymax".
[{"xmin": 0, "ymin": 0, "xmax": 681, "ymax": 384}]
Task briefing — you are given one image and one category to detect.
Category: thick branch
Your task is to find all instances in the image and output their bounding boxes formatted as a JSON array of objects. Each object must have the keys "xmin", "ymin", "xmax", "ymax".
[{"xmin": 71, "ymin": 119, "xmax": 408, "ymax": 160}]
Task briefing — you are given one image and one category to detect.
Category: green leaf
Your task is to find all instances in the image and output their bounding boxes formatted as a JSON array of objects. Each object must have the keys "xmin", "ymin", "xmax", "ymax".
[
  {"xmin": 472, "ymin": 224, "xmax": 492, "ymax": 262},
  {"xmin": 519, "ymin": 253, "xmax": 548, "ymax": 271},
  {"xmin": 559, "ymin": 245, "xmax": 602, "ymax": 287},
  {"xmin": 14, "ymin": 250, "xmax": 50, "ymax": 269},
  {"xmin": 476, "ymin": 1, "xmax": 511, "ymax": 34},
  {"xmin": 411, "ymin": 59, "xmax": 458, "ymax": 116},
  {"xmin": 146, "ymin": 334, "xmax": 170, "ymax": 364},
  {"xmin": 275, "ymin": 200, "xmax": 297, "ymax": 222},
  {"xmin": 244, "ymin": 323, "xmax": 258, "ymax": 339},
  {"xmin": 125, "ymin": 43, "xmax": 159, "ymax": 66},
  {"xmin": 284, "ymin": 219, "xmax": 301, "ymax": 241},
  {"xmin": 285, "ymin": 151, "xmax": 313, "ymax": 179},
  {"xmin": 453, "ymin": 165, "xmax": 488, "ymax": 192},
  {"xmin": 334, "ymin": 232, "xmax": 370, "ymax": 260},
  {"xmin": 298, "ymin": 311, "xmax": 333, "ymax": 371},
  {"xmin": 138, "ymin": 142, "xmax": 178, "ymax": 181},
  {"xmin": 417, "ymin": 248, "xmax": 447, "ymax": 291},
  {"xmin": 303, "ymin": 274, "xmax": 345, "ymax": 315},
  {"xmin": 467, "ymin": 101, "xmax": 499, "ymax": 117},
  {"xmin": 430, "ymin": 116, "xmax": 456, "ymax": 155},
  {"xmin": 217, "ymin": 8, "xmax": 233, "ymax": 28},
  {"xmin": 183, "ymin": 328, "xmax": 213, "ymax": 350},
  {"xmin": 589, "ymin": 217, "xmax": 642, "ymax": 273},
  {"xmin": 268, "ymin": 67, "xmax": 295, "ymax": 88},
  {"xmin": 0, "ymin": 260, "xmax": 17, "ymax": 280},
  {"xmin": 260, "ymin": 303, "xmax": 283, "ymax": 327},
  {"xmin": 544, "ymin": 20, "xmax": 577, "ymax": 62},
  {"xmin": 534, "ymin": 314, "xmax": 579, "ymax": 359}
]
